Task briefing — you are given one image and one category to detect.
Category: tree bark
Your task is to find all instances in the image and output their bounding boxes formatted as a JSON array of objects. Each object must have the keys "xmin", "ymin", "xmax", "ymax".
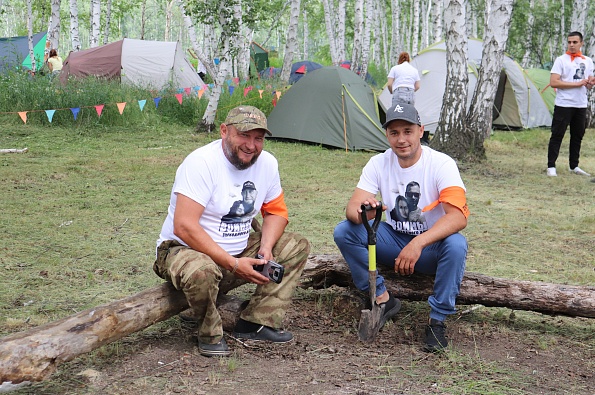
[
  {"xmin": 280, "ymin": 0, "xmax": 301, "ymax": 82},
  {"xmin": 302, "ymin": 255, "xmax": 595, "ymax": 319},
  {"xmin": 431, "ymin": 0, "xmax": 473, "ymax": 160},
  {"xmin": 466, "ymin": 0, "xmax": 513, "ymax": 153},
  {"xmin": 69, "ymin": 0, "xmax": 81, "ymax": 52}
]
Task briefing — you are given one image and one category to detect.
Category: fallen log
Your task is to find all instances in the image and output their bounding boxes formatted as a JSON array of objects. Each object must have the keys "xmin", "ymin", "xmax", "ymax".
[
  {"xmin": 1, "ymin": 254, "xmax": 594, "ymax": 388},
  {"xmin": 0, "ymin": 148, "xmax": 28, "ymax": 154},
  {"xmin": 303, "ymin": 255, "xmax": 595, "ymax": 319}
]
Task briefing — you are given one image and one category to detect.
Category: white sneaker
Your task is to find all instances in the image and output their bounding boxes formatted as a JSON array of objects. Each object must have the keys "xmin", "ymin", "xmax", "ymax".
[
  {"xmin": 546, "ymin": 167, "xmax": 557, "ymax": 177},
  {"xmin": 569, "ymin": 167, "xmax": 591, "ymax": 176}
]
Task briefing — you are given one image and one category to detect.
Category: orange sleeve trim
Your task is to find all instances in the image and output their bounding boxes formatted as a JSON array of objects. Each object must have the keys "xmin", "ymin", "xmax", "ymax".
[
  {"xmin": 261, "ymin": 191, "xmax": 289, "ymax": 221},
  {"xmin": 422, "ymin": 186, "xmax": 470, "ymax": 218}
]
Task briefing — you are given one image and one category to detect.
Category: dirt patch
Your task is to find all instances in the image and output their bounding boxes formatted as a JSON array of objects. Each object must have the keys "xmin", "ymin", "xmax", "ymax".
[{"xmin": 21, "ymin": 289, "xmax": 595, "ymax": 395}]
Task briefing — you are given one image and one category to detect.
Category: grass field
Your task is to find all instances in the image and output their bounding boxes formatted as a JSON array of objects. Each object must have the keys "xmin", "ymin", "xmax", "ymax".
[{"xmin": 1, "ymin": 122, "xmax": 594, "ymax": 393}]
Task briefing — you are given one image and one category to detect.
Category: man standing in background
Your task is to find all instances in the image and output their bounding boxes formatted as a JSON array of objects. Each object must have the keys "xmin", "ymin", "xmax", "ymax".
[{"xmin": 547, "ymin": 31, "xmax": 595, "ymax": 177}]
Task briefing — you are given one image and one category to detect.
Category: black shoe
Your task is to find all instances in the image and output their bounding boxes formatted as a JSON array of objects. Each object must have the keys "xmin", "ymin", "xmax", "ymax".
[
  {"xmin": 378, "ymin": 292, "xmax": 401, "ymax": 330},
  {"xmin": 423, "ymin": 318, "xmax": 448, "ymax": 353},
  {"xmin": 198, "ymin": 338, "xmax": 231, "ymax": 357},
  {"xmin": 233, "ymin": 325, "xmax": 293, "ymax": 343}
]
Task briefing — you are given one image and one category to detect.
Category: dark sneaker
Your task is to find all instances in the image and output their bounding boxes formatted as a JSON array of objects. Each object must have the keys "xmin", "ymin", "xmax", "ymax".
[
  {"xmin": 378, "ymin": 292, "xmax": 401, "ymax": 330},
  {"xmin": 233, "ymin": 325, "xmax": 293, "ymax": 343},
  {"xmin": 198, "ymin": 338, "xmax": 231, "ymax": 357},
  {"xmin": 423, "ymin": 318, "xmax": 448, "ymax": 353}
]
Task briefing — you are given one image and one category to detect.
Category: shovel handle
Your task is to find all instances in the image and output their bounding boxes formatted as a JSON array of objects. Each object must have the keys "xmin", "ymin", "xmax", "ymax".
[{"xmin": 360, "ymin": 202, "xmax": 383, "ymax": 246}]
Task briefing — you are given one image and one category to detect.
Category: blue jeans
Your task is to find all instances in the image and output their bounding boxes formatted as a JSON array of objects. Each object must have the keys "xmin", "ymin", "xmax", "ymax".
[
  {"xmin": 333, "ymin": 220, "xmax": 467, "ymax": 322},
  {"xmin": 392, "ymin": 87, "xmax": 415, "ymax": 106}
]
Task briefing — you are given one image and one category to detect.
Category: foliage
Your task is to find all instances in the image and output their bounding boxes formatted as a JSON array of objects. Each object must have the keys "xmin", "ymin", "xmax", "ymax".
[{"xmin": 0, "ymin": 72, "xmax": 284, "ymax": 128}]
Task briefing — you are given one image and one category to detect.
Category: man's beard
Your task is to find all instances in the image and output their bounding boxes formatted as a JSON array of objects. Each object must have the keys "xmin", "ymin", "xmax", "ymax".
[{"xmin": 223, "ymin": 138, "xmax": 260, "ymax": 170}]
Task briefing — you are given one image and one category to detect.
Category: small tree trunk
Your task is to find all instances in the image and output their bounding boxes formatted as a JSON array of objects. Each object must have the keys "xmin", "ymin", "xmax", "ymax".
[
  {"xmin": 103, "ymin": 0, "xmax": 111, "ymax": 44},
  {"xmin": 69, "ymin": 0, "xmax": 81, "ymax": 51},
  {"xmin": 26, "ymin": 0, "xmax": 36, "ymax": 72},
  {"xmin": 431, "ymin": 0, "xmax": 472, "ymax": 160},
  {"xmin": 280, "ymin": 0, "xmax": 301, "ymax": 83},
  {"xmin": 466, "ymin": 0, "xmax": 514, "ymax": 155}
]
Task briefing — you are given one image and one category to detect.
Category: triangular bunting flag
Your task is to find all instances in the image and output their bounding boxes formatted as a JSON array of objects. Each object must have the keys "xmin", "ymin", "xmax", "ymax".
[
  {"xmin": 228, "ymin": 86, "xmax": 235, "ymax": 95},
  {"xmin": 117, "ymin": 102, "xmax": 126, "ymax": 115},
  {"xmin": 154, "ymin": 97, "xmax": 162, "ymax": 108},
  {"xmin": 138, "ymin": 100, "xmax": 146, "ymax": 112},
  {"xmin": 226, "ymin": 79, "xmax": 233, "ymax": 86},
  {"xmin": 243, "ymin": 87, "xmax": 250, "ymax": 97},
  {"xmin": 214, "ymin": 58, "xmax": 220, "ymax": 65},
  {"xmin": 45, "ymin": 110, "xmax": 55, "ymax": 123},
  {"xmin": 70, "ymin": 107, "xmax": 80, "ymax": 120},
  {"xmin": 258, "ymin": 89, "xmax": 264, "ymax": 99},
  {"xmin": 233, "ymin": 77, "xmax": 239, "ymax": 85},
  {"xmin": 272, "ymin": 98, "xmax": 277, "ymax": 107},
  {"xmin": 184, "ymin": 87, "xmax": 191, "ymax": 95},
  {"xmin": 276, "ymin": 91, "xmax": 282, "ymax": 99},
  {"xmin": 95, "ymin": 105, "xmax": 104, "ymax": 117},
  {"xmin": 18, "ymin": 111, "xmax": 27, "ymax": 124},
  {"xmin": 175, "ymin": 93, "xmax": 183, "ymax": 104},
  {"xmin": 198, "ymin": 89, "xmax": 205, "ymax": 99}
]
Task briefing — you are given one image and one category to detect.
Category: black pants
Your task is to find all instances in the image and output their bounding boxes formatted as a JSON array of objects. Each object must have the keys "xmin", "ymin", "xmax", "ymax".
[{"xmin": 547, "ymin": 106, "xmax": 587, "ymax": 169}]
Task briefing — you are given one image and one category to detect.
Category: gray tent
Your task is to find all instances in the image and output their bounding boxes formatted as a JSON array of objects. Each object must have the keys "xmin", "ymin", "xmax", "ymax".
[
  {"xmin": 60, "ymin": 38, "xmax": 204, "ymax": 91},
  {"xmin": 268, "ymin": 66, "xmax": 388, "ymax": 151},
  {"xmin": 379, "ymin": 39, "xmax": 552, "ymax": 132}
]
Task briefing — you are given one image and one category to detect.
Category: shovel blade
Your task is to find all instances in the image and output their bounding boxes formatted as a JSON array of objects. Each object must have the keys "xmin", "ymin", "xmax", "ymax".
[
  {"xmin": 358, "ymin": 305, "xmax": 383, "ymax": 342},
  {"xmin": 358, "ymin": 269, "xmax": 381, "ymax": 342}
]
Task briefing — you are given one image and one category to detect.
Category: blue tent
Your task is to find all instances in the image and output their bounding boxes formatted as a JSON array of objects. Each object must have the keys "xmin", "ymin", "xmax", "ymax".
[
  {"xmin": 0, "ymin": 32, "xmax": 47, "ymax": 73},
  {"xmin": 259, "ymin": 67, "xmax": 281, "ymax": 79},
  {"xmin": 289, "ymin": 60, "xmax": 323, "ymax": 84}
]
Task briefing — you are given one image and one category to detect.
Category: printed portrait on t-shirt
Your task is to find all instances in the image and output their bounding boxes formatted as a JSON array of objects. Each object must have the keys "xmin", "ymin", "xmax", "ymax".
[
  {"xmin": 221, "ymin": 181, "xmax": 257, "ymax": 224},
  {"xmin": 390, "ymin": 181, "xmax": 428, "ymax": 235},
  {"xmin": 573, "ymin": 63, "xmax": 586, "ymax": 80}
]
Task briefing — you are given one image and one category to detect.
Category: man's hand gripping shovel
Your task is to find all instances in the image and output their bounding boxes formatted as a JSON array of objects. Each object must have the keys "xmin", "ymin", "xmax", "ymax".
[{"xmin": 357, "ymin": 202, "xmax": 384, "ymax": 342}]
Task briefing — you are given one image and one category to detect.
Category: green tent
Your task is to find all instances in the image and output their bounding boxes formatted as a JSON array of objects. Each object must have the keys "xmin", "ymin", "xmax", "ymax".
[
  {"xmin": 267, "ymin": 66, "xmax": 388, "ymax": 151},
  {"xmin": 250, "ymin": 41, "xmax": 269, "ymax": 75},
  {"xmin": 525, "ymin": 68, "xmax": 556, "ymax": 114}
]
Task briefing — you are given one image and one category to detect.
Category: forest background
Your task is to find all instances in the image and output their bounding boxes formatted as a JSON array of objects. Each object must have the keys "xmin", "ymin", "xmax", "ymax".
[{"xmin": 2, "ymin": 0, "xmax": 595, "ymax": 161}]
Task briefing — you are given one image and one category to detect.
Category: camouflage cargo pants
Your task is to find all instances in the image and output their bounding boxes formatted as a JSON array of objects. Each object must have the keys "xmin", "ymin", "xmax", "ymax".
[{"xmin": 154, "ymin": 231, "xmax": 310, "ymax": 344}]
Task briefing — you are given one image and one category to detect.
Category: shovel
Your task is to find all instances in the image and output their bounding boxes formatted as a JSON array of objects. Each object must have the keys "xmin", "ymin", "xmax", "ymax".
[{"xmin": 357, "ymin": 201, "xmax": 384, "ymax": 342}]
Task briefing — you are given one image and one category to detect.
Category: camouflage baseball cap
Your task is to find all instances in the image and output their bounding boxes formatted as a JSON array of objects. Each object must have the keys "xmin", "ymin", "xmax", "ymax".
[{"xmin": 224, "ymin": 105, "xmax": 272, "ymax": 136}]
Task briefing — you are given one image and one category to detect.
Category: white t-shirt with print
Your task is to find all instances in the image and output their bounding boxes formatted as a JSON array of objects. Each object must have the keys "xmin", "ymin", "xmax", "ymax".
[
  {"xmin": 157, "ymin": 140, "xmax": 283, "ymax": 255},
  {"xmin": 387, "ymin": 62, "xmax": 420, "ymax": 90},
  {"xmin": 357, "ymin": 146, "xmax": 465, "ymax": 235},
  {"xmin": 551, "ymin": 53, "xmax": 594, "ymax": 108}
]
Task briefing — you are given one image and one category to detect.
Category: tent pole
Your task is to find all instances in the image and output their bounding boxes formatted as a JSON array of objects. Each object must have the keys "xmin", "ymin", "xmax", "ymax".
[{"xmin": 341, "ymin": 88, "xmax": 348, "ymax": 152}]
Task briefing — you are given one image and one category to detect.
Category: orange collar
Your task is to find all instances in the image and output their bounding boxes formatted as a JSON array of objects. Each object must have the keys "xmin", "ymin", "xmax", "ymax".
[{"xmin": 566, "ymin": 51, "xmax": 585, "ymax": 62}]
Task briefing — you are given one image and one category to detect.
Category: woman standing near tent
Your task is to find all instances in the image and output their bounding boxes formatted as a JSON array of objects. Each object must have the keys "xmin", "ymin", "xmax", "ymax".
[
  {"xmin": 47, "ymin": 49, "xmax": 63, "ymax": 75},
  {"xmin": 387, "ymin": 52, "xmax": 420, "ymax": 106}
]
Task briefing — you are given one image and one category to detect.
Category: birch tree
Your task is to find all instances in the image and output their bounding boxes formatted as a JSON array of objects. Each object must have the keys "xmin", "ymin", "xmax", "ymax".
[
  {"xmin": 390, "ymin": 0, "xmax": 401, "ymax": 65},
  {"xmin": 280, "ymin": 0, "xmax": 301, "ymax": 82},
  {"xmin": 432, "ymin": 0, "xmax": 442, "ymax": 43},
  {"xmin": 431, "ymin": 0, "xmax": 471, "ymax": 160},
  {"xmin": 321, "ymin": 0, "xmax": 340, "ymax": 64},
  {"xmin": 520, "ymin": 0, "xmax": 534, "ymax": 68},
  {"xmin": 69, "ymin": 0, "xmax": 81, "ymax": 51},
  {"xmin": 47, "ymin": 0, "xmax": 61, "ymax": 54},
  {"xmin": 178, "ymin": 0, "xmax": 216, "ymax": 78},
  {"xmin": 570, "ymin": 0, "xmax": 587, "ymax": 33},
  {"xmin": 466, "ymin": 0, "xmax": 514, "ymax": 155},
  {"xmin": 587, "ymin": 18, "xmax": 595, "ymax": 127},
  {"xmin": 302, "ymin": 7, "xmax": 308, "ymax": 58},
  {"xmin": 103, "ymin": 0, "xmax": 111, "ymax": 44},
  {"xmin": 27, "ymin": 0, "xmax": 36, "ymax": 72},
  {"xmin": 358, "ymin": 0, "xmax": 372, "ymax": 79},
  {"xmin": 90, "ymin": 0, "xmax": 100, "ymax": 47},
  {"xmin": 351, "ymin": 0, "xmax": 364, "ymax": 72},
  {"xmin": 411, "ymin": 0, "xmax": 420, "ymax": 55}
]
